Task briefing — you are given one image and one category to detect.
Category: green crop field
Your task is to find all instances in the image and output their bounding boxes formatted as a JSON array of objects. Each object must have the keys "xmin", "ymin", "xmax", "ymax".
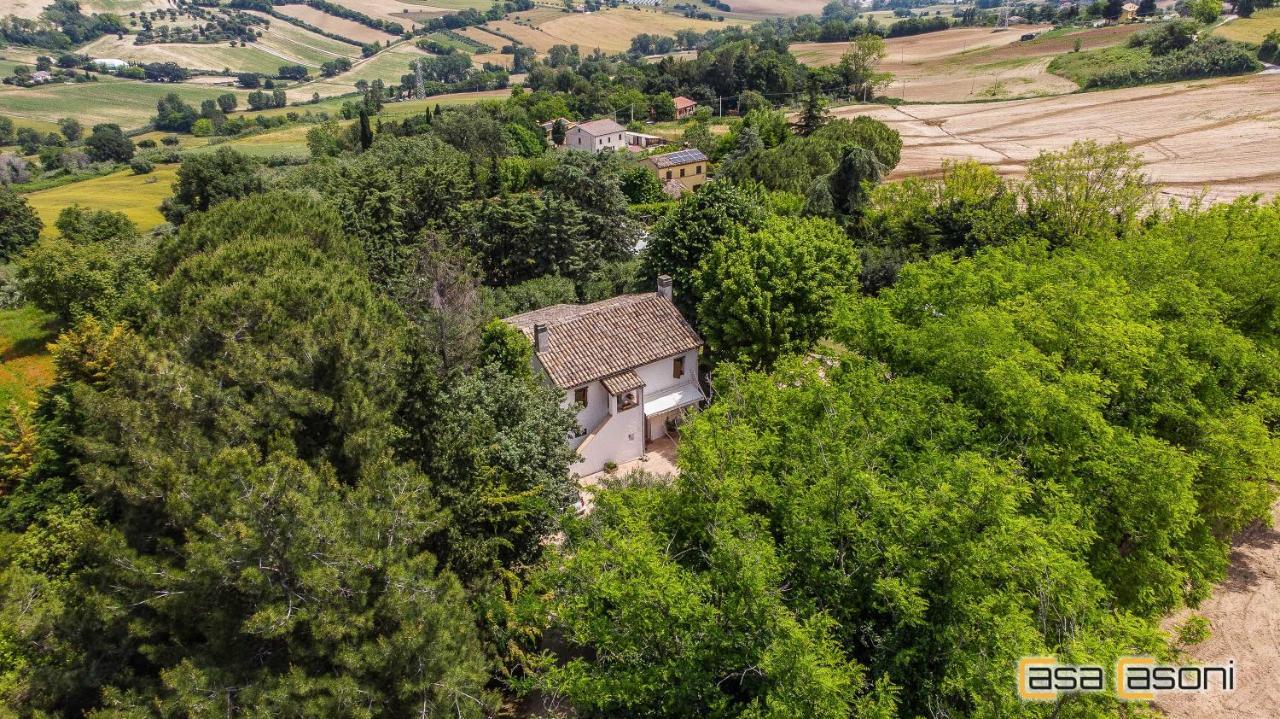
[
  {"xmin": 25, "ymin": 165, "xmax": 179, "ymax": 236},
  {"xmin": 0, "ymin": 305, "xmax": 57, "ymax": 409},
  {"xmin": 190, "ymin": 124, "xmax": 314, "ymax": 158},
  {"xmin": 1047, "ymin": 44, "xmax": 1150, "ymax": 86},
  {"xmin": 0, "ymin": 78, "xmax": 247, "ymax": 129},
  {"xmin": 1214, "ymin": 8, "xmax": 1280, "ymax": 45}
]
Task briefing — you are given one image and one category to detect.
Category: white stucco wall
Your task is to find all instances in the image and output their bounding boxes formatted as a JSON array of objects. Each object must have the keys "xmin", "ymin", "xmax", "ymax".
[
  {"xmin": 566, "ymin": 380, "xmax": 608, "ymax": 451},
  {"xmin": 571, "ymin": 392, "xmax": 645, "ymax": 476}
]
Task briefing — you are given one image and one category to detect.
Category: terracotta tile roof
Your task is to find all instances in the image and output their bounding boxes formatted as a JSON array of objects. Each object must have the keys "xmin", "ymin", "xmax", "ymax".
[
  {"xmin": 504, "ymin": 293, "xmax": 702, "ymax": 389},
  {"xmin": 573, "ymin": 119, "xmax": 626, "ymax": 137},
  {"xmin": 601, "ymin": 370, "xmax": 643, "ymax": 395},
  {"xmin": 673, "ymin": 96, "xmax": 697, "ymax": 110}
]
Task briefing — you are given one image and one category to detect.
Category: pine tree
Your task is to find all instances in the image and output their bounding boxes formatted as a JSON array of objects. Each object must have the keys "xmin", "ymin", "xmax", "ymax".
[
  {"xmin": 358, "ymin": 107, "xmax": 373, "ymax": 151},
  {"xmin": 795, "ymin": 75, "xmax": 829, "ymax": 137}
]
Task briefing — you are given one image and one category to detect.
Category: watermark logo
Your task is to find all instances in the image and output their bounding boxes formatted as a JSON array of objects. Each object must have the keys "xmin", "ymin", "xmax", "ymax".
[{"xmin": 1018, "ymin": 656, "xmax": 1235, "ymax": 701}]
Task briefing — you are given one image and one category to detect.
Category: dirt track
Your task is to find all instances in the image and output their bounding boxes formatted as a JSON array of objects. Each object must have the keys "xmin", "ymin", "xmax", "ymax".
[
  {"xmin": 832, "ymin": 73, "xmax": 1280, "ymax": 202},
  {"xmin": 1158, "ymin": 503, "xmax": 1280, "ymax": 718}
]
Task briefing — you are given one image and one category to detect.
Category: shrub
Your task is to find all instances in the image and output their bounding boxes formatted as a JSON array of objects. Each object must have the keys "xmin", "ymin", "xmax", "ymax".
[
  {"xmin": 130, "ymin": 157, "xmax": 154, "ymax": 175},
  {"xmin": 137, "ymin": 138, "xmax": 157, "ymax": 149}
]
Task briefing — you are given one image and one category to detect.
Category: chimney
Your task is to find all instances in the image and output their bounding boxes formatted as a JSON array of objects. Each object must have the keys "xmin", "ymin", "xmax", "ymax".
[
  {"xmin": 533, "ymin": 323, "xmax": 548, "ymax": 352},
  {"xmin": 657, "ymin": 275, "xmax": 673, "ymax": 301}
]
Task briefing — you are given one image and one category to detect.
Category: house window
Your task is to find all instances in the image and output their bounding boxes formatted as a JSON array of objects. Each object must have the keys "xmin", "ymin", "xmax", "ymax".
[
  {"xmin": 574, "ymin": 387, "xmax": 588, "ymax": 407},
  {"xmin": 680, "ymin": 168, "xmax": 686, "ymax": 177},
  {"xmin": 666, "ymin": 170, "xmax": 672, "ymax": 180},
  {"xmin": 673, "ymin": 356, "xmax": 685, "ymax": 379},
  {"xmin": 695, "ymin": 165, "xmax": 703, "ymax": 175},
  {"xmin": 617, "ymin": 390, "xmax": 638, "ymax": 411}
]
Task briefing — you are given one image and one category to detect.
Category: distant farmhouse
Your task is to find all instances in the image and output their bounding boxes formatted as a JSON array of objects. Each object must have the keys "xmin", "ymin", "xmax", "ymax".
[
  {"xmin": 503, "ymin": 276, "xmax": 705, "ymax": 477},
  {"xmin": 673, "ymin": 95, "xmax": 698, "ymax": 120},
  {"xmin": 566, "ymin": 118, "xmax": 628, "ymax": 153}
]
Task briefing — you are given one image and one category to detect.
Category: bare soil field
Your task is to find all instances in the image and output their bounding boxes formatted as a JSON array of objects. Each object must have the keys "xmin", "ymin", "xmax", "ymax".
[
  {"xmin": 802, "ymin": 26, "xmax": 1117, "ymax": 102},
  {"xmin": 273, "ymin": 4, "xmax": 399, "ymax": 44},
  {"xmin": 1157, "ymin": 502, "xmax": 1280, "ymax": 718},
  {"xmin": 536, "ymin": 7, "xmax": 750, "ymax": 54},
  {"xmin": 830, "ymin": 72, "xmax": 1280, "ymax": 203}
]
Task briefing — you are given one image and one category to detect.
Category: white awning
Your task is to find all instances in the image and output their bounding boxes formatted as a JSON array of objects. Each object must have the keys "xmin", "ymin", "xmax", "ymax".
[{"xmin": 644, "ymin": 382, "xmax": 704, "ymax": 417}]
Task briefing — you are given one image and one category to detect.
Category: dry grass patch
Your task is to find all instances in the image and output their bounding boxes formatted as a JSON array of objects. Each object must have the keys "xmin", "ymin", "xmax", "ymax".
[
  {"xmin": 1214, "ymin": 8, "xmax": 1280, "ymax": 45},
  {"xmin": 537, "ymin": 7, "xmax": 749, "ymax": 54}
]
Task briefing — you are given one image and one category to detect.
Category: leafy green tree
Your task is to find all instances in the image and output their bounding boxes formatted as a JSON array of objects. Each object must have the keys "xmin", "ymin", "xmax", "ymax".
[
  {"xmin": 216, "ymin": 92, "xmax": 237, "ymax": 114},
  {"xmin": 152, "ymin": 92, "xmax": 198, "ymax": 132},
  {"xmin": 861, "ymin": 159, "xmax": 1023, "ymax": 290},
  {"xmin": 0, "ymin": 186, "xmax": 42, "ymax": 260},
  {"xmin": 0, "ymin": 116, "xmax": 14, "ymax": 146},
  {"xmin": 834, "ymin": 199, "xmax": 1280, "ymax": 613},
  {"xmin": 15, "ymin": 207, "xmax": 152, "ymax": 323},
  {"xmin": 480, "ymin": 318, "xmax": 532, "ymax": 376},
  {"xmin": 643, "ymin": 180, "xmax": 768, "ymax": 318},
  {"xmin": 83, "ymin": 123, "xmax": 133, "ymax": 163},
  {"xmin": 160, "ymin": 147, "xmax": 264, "ymax": 225},
  {"xmin": 56, "ymin": 116, "xmax": 81, "ymax": 142},
  {"xmin": 620, "ymin": 162, "xmax": 666, "ymax": 203},
  {"xmin": 1021, "ymin": 140, "xmax": 1154, "ymax": 245},
  {"xmin": 1190, "ymin": 0, "xmax": 1221, "ymax": 22},
  {"xmin": 531, "ymin": 353, "xmax": 1166, "ymax": 717},
  {"xmin": 695, "ymin": 216, "xmax": 859, "ymax": 366}
]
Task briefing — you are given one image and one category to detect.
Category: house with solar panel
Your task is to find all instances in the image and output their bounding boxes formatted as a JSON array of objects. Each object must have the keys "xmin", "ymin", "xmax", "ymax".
[
  {"xmin": 502, "ymin": 276, "xmax": 705, "ymax": 477},
  {"xmin": 645, "ymin": 148, "xmax": 709, "ymax": 197}
]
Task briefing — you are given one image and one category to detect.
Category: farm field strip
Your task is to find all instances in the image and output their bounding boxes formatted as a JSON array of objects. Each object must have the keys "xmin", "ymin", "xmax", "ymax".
[
  {"xmin": 272, "ymin": 4, "xmax": 399, "ymax": 44},
  {"xmin": 0, "ymin": 77, "xmax": 246, "ymax": 128},
  {"xmin": 534, "ymin": 7, "xmax": 751, "ymax": 55},
  {"xmin": 483, "ymin": 19, "xmax": 560, "ymax": 52},
  {"xmin": 79, "ymin": 35, "xmax": 297, "ymax": 74},
  {"xmin": 830, "ymin": 73, "xmax": 1280, "ymax": 202}
]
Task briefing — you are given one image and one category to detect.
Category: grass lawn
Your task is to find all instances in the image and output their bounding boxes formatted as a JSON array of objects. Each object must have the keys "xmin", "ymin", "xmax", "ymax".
[
  {"xmin": 1214, "ymin": 8, "xmax": 1280, "ymax": 45},
  {"xmin": 1047, "ymin": 44, "xmax": 1151, "ymax": 86},
  {"xmin": 25, "ymin": 165, "xmax": 178, "ymax": 236},
  {"xmin": 0, "ymin": 306, "xmax": 57, "ymax": 409}
]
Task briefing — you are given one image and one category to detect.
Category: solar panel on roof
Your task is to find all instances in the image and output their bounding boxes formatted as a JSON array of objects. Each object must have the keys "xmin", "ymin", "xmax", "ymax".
[{"xmin": 653, "ymin": 149, "xmax": 708, "ymax": 167}]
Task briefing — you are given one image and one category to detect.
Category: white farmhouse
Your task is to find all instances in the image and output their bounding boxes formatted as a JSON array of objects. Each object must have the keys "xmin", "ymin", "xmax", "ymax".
[
  {"xmin": 503, "ymin": 276, "xmax": 705, "ymax": 476},
  {"xmin": 564, "ymin": 118, "xmax": 628, "ymax": 153}
]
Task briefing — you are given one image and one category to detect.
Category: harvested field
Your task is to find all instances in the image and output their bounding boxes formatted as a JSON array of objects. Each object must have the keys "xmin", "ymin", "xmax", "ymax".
[
  {"xmin": 79, "ymin": 35, "xmax": 296, "ymax": 74},
  {"xmin": 484, "ymin": 19, "xmax": 560, "ymax": 52},
  {"xmin": 711, "ymin": 0, "xmax": 827, "ymax": 17},
  {"xmin": 536, "ymin": 7, "xmax": 750, "ymax": 54},
  {"xmin": 796, "ymin": 25, "xmax": 1143, "ymax": 102},
  {"xmin": 457, "ymin": 26, "xmax": 504, "ymax": 48},
  {"xmin": 324, "ymin": 0, "xmax": 427, "ymax": 27},
  {"xmin": 273, "ymin": 4, "xmax": 399, "ymax": 44},
  {"xmin": 509, "ymin": 6, "xmax": 568, "ymax": 26},
  {"xmin": 252, "ymin": 13, "xmax": 364, "ymax": 61},
  {"xmin": 829, "ymin": 73, "xmax": 1280, "ymax": 203},
  {"xmin": 1157, "ymin": 502, "xmax": 1280, "ymax": 719}
]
